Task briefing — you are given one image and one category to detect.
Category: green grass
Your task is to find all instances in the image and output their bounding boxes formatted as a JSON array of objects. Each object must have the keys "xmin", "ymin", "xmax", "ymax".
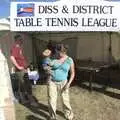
[{"xmin": 15, "ymin": 84, "xmax": 120, "ymax": 120}]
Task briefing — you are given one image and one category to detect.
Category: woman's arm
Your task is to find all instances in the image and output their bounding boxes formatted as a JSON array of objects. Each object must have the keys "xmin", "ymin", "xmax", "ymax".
[
  {"xmin": 68, "ymin": 62, "xmax": 75, "ymax": 86},
  {"xmin": 63, "ymin": 62, "xmax": 75, "ymax": 90}
]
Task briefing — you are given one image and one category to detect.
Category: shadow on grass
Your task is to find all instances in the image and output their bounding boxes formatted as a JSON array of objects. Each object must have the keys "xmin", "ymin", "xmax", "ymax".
[
  {"xmin": 74, "ymin": 67, "xmax": 120, "ymax": 100},
  {"xmin": 26, "ymin": 115, "xmax": 44, "ymax": 120},
  {"xmin": 77, "ymin": 83, "xmax": 120, "ymax": 99},
  {"xmin": 24, "ymin": 97, "xmax": 64, "ymax": 120}
]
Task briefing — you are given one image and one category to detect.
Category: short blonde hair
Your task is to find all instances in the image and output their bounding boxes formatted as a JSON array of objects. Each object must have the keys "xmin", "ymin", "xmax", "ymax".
[{"xmin": 42, "ymin": 49, "xmax": 51, "ymax": 56}]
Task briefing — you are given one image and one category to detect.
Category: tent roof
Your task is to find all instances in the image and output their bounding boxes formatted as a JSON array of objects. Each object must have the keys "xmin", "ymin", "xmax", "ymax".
[
  {"xmin": 0, "ymin": 18, "xmax": 10, "ymax": 31},
  {"xmin": 0, "ymin": 18, "xmax": 10, "ymax": 25}
]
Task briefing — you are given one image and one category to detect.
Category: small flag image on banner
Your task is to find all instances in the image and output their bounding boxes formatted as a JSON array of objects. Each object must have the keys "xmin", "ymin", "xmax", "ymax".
[{"xmin": 17, "ymin": 4, "xmax": 34, "ymax": 17}]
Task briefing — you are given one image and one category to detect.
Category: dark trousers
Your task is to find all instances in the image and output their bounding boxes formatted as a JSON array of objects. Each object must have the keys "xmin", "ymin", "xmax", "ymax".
[
  {"xmin": 15, "ymin": 71, "xmax": 32, "ymax": 95},
  {"xmin": 11, "ymin": 71, "xmax": 38, "ymax": 104}
]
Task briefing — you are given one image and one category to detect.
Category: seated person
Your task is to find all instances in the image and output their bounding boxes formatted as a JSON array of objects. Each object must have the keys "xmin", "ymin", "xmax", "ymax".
[{"xmin": 27, "ymin": 63, "xmax": 39, "ymax": 85}]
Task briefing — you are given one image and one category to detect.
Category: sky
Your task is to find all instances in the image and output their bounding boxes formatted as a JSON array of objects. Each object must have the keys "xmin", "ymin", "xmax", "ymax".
[
  {"xmin": 0, "ymin": 0, "xmax": 10, "ymax": 18},
  {"xmin": 0, "ymin": 0, "xmax": 58, "ymax": 19},
  {"xmin": 0, "ymin": 0, "xmax": 120, "ymax": 19}
]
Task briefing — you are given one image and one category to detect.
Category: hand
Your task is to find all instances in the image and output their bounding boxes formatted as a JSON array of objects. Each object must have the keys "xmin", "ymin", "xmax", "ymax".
[
  {"xmin": 46, "ymin": 80, "xmax": 50, "ymax": 85},
  {"xmin": 23, "ymin": 69, "xmax": 28, "ymax": 73},
  {"xmin": 62, "ymin": 83, "xmax": 70, "ymax": 91},
  {"xmin": 17, "ymin": 66, "xmax": 24, "ymax": 71}
]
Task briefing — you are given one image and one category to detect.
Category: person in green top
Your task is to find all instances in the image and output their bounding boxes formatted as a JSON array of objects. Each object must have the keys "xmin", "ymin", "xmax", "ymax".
[{"xmin": 43, "ymin": 44, "xmax": 75, "ymax": 120}]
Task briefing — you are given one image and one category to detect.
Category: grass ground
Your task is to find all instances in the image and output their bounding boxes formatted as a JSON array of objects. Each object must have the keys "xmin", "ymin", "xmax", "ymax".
[{"xmin": 15, "ymin": 83, "xmax": 120, "ymax": 120}]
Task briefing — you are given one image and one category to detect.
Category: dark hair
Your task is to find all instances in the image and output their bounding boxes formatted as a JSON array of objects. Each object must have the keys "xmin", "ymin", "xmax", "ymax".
[
  {"xmin": 52, "ymin": 43, "xmax": 68, "ymax": 59},
  {"xmin": 55, "ymin": 44, "xmax": 68, "ymax": 53},
  {"xmin": 14, "ymin": 35, "xmax": 22, "ymax": 41},
  {"xmin": 29, "ymin": 63, "xmax": 35, "ymax": 71}
]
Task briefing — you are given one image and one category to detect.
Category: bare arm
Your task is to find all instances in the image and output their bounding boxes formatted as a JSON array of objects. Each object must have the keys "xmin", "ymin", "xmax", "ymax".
[
  {"xmin": 68, "ymin": 62, "xmax": 75, "ymax": 86},
  {"xmin": 10, "ymin": 56, "xmax": 24, "ymax": 70},
  {"xmin": 63, "ymin": 62, "xmax": 75, "ymax": 91}
]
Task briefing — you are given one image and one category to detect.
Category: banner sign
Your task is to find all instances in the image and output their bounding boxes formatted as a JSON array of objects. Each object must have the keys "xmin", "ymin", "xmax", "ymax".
[{"xmin": 10, "ymin": 0, "xmax": 120, "ymax": 31}]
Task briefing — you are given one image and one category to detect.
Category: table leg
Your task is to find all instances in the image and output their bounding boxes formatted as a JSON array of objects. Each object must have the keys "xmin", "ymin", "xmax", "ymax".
[
  {"xmin": 89, "ymin": 71, "xmax": 93, "ymax": 92},
  {"xmin": 107, "ymin": 67, "xmax": 111, "ymax": 86},
  {"xmin": 89, "ymin": 70, "xmax": 96, "ymax": 92}
]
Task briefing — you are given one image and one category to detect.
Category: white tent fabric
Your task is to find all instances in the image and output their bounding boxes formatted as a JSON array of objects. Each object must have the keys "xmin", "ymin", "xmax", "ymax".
[{"xmin": 0, "ymin": 18, "xmax": 10, "ymax": 31}]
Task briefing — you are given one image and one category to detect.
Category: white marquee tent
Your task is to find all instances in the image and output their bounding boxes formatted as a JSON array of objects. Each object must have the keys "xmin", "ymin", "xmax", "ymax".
[{"xmin": 0, "ymin": 18, "xmax": 10, "ymax": 31}]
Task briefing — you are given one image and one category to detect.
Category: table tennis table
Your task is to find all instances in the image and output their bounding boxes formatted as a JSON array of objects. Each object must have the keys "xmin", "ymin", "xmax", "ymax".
[{"xmin": 76, "ymin": 60, "xmax": 116, "ymax": 91}]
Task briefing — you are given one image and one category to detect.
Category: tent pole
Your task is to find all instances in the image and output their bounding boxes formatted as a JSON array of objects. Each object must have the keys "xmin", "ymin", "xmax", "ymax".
[{"xmin": 108, "ymin": 32, "xmax": 112, "ymax": 65}]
